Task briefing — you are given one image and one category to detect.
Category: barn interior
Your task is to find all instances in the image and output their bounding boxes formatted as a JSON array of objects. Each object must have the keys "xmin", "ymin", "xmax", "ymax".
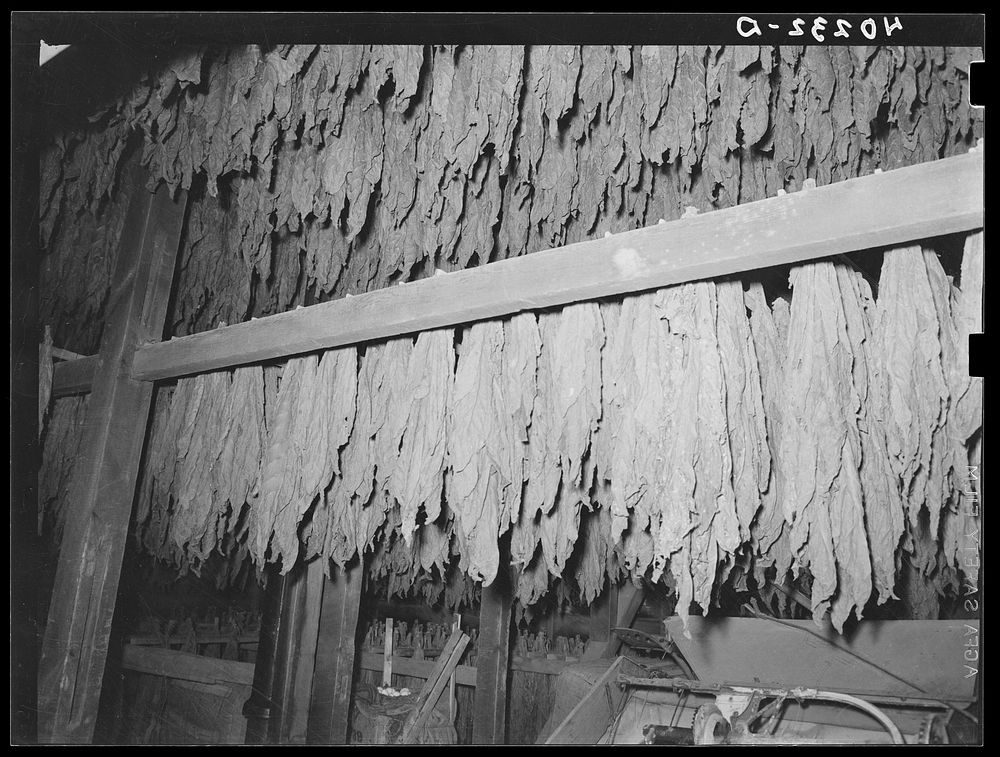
[{"xmin": 16, "ymin": 22, "xmax": 983, "ymax": 746}]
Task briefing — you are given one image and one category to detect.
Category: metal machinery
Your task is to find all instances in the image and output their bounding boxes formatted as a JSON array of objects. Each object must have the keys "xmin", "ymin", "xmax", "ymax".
[
  {"xmin": 619, "ymin": 675, "xmax": 952, "ymax": 745},
  {"xmin": 609, "ymin": 627, "xmax": 953, "ymax": 745}
]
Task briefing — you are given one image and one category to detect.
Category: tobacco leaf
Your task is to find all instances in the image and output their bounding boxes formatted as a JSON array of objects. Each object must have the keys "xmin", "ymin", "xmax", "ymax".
[
  {"xmin": 779, "ymin": 262, "xmax": 876, "ymax": 630},
  {"xmin": 389, "ymin": 329, "xmax": 453, "ymax": 544}
]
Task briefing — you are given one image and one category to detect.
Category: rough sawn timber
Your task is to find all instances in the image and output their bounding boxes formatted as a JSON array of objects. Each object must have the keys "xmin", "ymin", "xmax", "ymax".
[
  {"xmin": 51, "ymin": 354, "xmax": 98, "ymax": 397},
  {"xmin": 132, "ymin": 149, "xmax": 983, "ymax": 382},
  {"xmin": 472, "ymin": 561, "xmax": 514, "ymax": 744},
  {"xmin": 36, "ymin": 175, "xmax": 188, "ymax": 743},
  {"xmin": 305, "ymin": 559, "xmax": 365, "ymax": 744}
]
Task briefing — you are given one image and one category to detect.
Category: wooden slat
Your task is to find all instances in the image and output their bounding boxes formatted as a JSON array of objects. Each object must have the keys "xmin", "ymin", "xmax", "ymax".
[
  {"xmin": 243, "ymin": 565, "xmax": 288, "ymax": 744},
  {"xmin": 121, "ymin": 645, "xmax": 255, "ymax": 687},
  {"xmin": 543, "ymin": 657, "xmax": 628, "ymax": 745},
  {"xmin": 50, "ymin": 346, "xmax": 85, "ymax": 362},
  {"xmin": 305, "ymin": 559, "xmax": 364, "ymax": 744},
  {"xmin": 36, "ymin": 176, "xmax": 188, "ymax": 744},
  {"xmin": 399, "ymin": 630, "xmax": 470, "ymax": 744},
  {"xmin": 601, "ymin": 582, "xmax": 646, "ymax": 659},
  {"xmin": 583, "ymin": 580, "xmax": 617, "ymax": 660},
  {"xmin": 132, "ymin": 150, "xmax": 983, "ymax": 382},
  {"xmin": 279, "ymin": 558, "xmax": 327, "ymax": 744},
  {"xmin": 358, "ymin": 651, "xmax": 576, "ymax": 682},
  {"xmin": 359, "ymin": 652, "xmax": 479, "ymax": 687},
  {"xmin": 472, "ymin": 562, "xmax": 513, "ymax": 744},
  {"xmin": 382, "ymin": 617, "xmax": 394, "ymax": 685},
  {"xmin": 51, "ymin": 354, "xmax": 98, "ymax": 397}
]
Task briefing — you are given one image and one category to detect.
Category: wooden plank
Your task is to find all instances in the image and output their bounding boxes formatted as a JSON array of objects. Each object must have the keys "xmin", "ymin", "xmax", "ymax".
[
  {"xmin": 50, "ymin": 346, "xmax": 85, "ymax": 362},
  {"xmin": 472, "ymin": 561, "xmax": 513, "ymax": 744},
  {"xmin": 399, "ymin": 630, "xmax": 470, "ymax": 744},
  {"xmin": 243, "ymin": 565, "xmax": 287, "ymax": 744},
  {"xmin": 543, "ymin": 657, "xmax": 627, "ymax": 745},
  {"xmin": 358, "ymin": 651, "xmax": 575, "ymax": 682},
  {"xmin": 132, "ymin": 150, "xmax": 984, "ymax": 382},
  {"xmin": 382, "ymin": 618, "xmax": 394, "ymax": 685},
  {"xmin": 589, "ymin": 580, "xmax": 618, "ymax": 643},
  {"xmin": 359, "ymin": 652, "xmax": 479, "ymax": 687},
  {"xmin": 121, "ymin": 645, "xmax": 255, "ymax": 687},
  {"xmin": 601, "ymin": 582, "xmax": 646, "ymax": 659},
  {"xmin": 51, "ymin": 354, "xmax": 98, "ymax": 397},
  {"xmin": 36, "ymin": 176, "xmax": 188, "ymax": 744},
  {"xmin": 448, "ymin": 613, "xmax": 460, "ymax": 721},
  {"xmin": 279, "ymin": 557, "xmax": 327, "ymax": 744},
  {"xmin": 126, "ymin": 632, "xmax": 259, "ymax": 647},
  {"xmin": 305, "ymin": 559, "xmax": 364, "ymax": 744}
]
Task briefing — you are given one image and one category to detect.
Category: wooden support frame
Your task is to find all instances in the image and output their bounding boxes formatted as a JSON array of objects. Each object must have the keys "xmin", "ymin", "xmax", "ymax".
[
  {"xmin": 131, "ymin": 150, "xmax": 983, "ymax": 382},
  {"xmin": 305, "ymin": 558, "xmax": 365, "ymax": 744},
  {"xmin": 472, "ymin": 558, "xmax": 513, "ymax": 744},
  {"xmin": 399, "ymin": 629, "xmax": 471, "ymax": 744},
  {"xmin": 36, "ymin": 175, "xmax": 188, "ymax": 744}
]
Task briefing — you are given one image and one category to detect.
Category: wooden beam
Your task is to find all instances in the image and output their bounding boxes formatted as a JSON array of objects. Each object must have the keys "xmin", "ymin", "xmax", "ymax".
[
  {"xmin": 602, "ymin": 582, "xmax": 646, "ymax": 659},
  {"xmin": 305, "ymin": 558, "xmax": 364, "ymax": 744},
  {"xmin": 277, "ymin": 557, "xmax": 327, "ymax": 744},
  {"xmin": 132, "ymin": 150, "xmax": 984, "ymax": 382},
  {"xmin": 120, "ymin": 645, "xmax": 255, "ymax": 687},
  {"xmin": 583, "ymin": 579, "xmax": 618, "ymax": 659},
  {"xmin": 472, "ymin": 560, "xmax": 513, "ymax": 744},
  {"xmin": 51, "ymin": 354, "xmax": 98, "ymax": 397},
  {"xmin": 36, "ymin": 176, "xmax": 187, "ymax": 744},
  {"xmin": 243, "ymin": 565, "xmax": 287, "ymax": 744}
]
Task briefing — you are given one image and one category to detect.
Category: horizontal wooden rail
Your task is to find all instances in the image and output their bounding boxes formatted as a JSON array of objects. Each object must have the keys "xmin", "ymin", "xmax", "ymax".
[
  {"xmin": 126, "ymin": 632, "xmax": 259, "ymax": 647},
  {"xmin": 358, "ymin": 650, "xmax": 577, "ymax": 685},
  {"xmin": 51, "ymin": 354, "xmax": 98, "ymax": 397},
  {"xmin": 121, "ymin": 644, "xmax": 255, "ymax": 687},
  {"xmin": 132, "ymin": 149, "xmax": 983, "ymax": 382}
]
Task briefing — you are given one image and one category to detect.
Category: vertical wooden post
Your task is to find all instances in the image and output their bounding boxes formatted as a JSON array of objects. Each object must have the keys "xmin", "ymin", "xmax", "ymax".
[
  {"xmin": 244, "ymin": 557, "xmax": 328, "ymax": 745},
  {"xmin": 36, "ymin": 174, "xmax": 187, "ymax": 744},
  {"xmin": 244, "ymin": 566, "xmax": 284, "ymax": 744},
  {"xmin": 448, "ymin": 612, "xmax": 460, "ymax": 721},
  {"xmin": 584, "ymin": 579, "xmax": 619, "ymax": 659},
  {"xmin": 472, "ymin": 553, "xmax": 513, "ymax": 744},
  {"xmin": 382, "ymin": 617, "xmax": 394, "ymax": 685},
  {"xmin": 306, "ymin": 557, "xmax": 364, "ymax": 744}
]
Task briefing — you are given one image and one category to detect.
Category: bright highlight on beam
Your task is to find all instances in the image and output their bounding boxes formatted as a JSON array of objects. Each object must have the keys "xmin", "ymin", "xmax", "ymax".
[{"xmin": 40, "ymin": 41, "xmax": 70, "ymax": 66}]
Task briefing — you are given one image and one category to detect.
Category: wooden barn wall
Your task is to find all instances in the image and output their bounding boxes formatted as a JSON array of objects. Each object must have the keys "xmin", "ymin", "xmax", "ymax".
[{"xmin": 39, "ymin": 45, "xmax": 982, "ymax": 357}]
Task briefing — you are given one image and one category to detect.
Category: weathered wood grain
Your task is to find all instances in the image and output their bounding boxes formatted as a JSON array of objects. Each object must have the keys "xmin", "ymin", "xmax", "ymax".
[
  {"xmin": 132, "ymin": 150, "xmax": 983, "ymax": 382},
  {"xmin": 36, "ymin": 176, "xmax": 187, "ymax": 744}
]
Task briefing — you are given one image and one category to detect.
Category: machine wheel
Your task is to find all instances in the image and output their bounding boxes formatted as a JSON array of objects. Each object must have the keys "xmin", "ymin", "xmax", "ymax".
[
  {"xmin": 692, "ymin": 704, "xmax": 731, "ymax": 745},
  {"xmin": 918, "ymin": 713, "xmax": 949, "ymax": 745}
]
